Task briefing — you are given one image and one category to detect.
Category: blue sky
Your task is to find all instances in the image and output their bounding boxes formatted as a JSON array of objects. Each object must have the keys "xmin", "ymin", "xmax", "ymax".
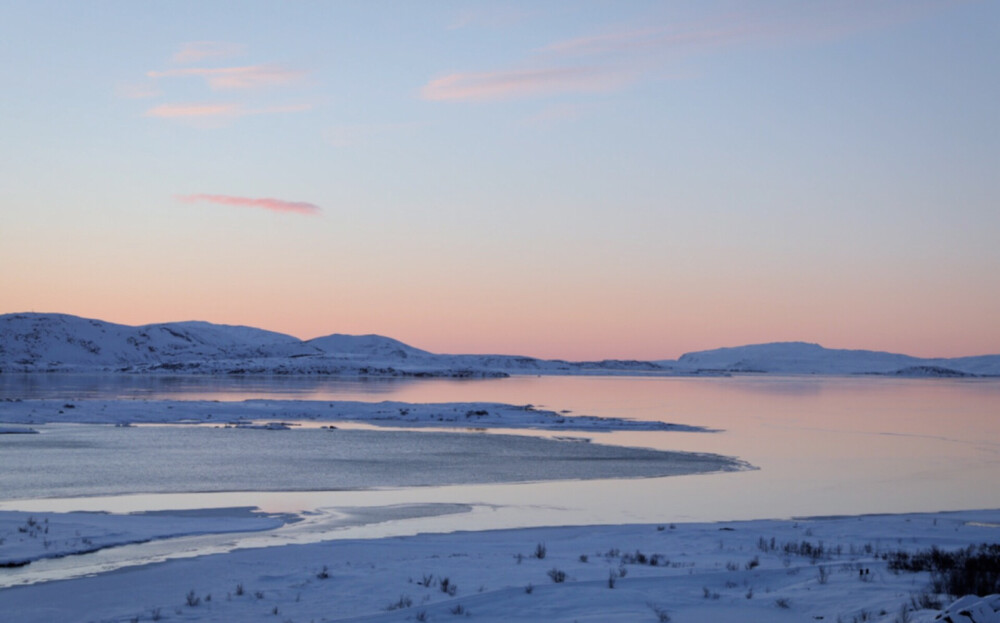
[{"xmin": 1, "ymin": 1, "xmax": 997, "ymax": 359}]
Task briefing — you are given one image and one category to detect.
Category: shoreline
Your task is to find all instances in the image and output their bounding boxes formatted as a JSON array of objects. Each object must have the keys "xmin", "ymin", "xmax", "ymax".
[
  {"xmin": 1, "ymin": 507, "xmax": 997, "ymax": 622},
  {"xmin": 0, "ymin": 397, "xmax": 714, "ymax": 432},
  {"xmin": 2, "ymin": 377, "xmax": 997, "ymax": 620}
]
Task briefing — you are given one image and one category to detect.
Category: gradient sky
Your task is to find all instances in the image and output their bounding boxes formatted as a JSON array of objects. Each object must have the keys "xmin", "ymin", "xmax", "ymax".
[{"xmin": 1, "ymin": 1, "xmax": 997, "ymax": 360}]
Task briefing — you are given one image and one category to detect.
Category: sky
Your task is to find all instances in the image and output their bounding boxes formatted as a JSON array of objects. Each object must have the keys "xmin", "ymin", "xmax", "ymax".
[{"xmin": 1, "ymin": 1, "xmax": 998, "ymax": 360}]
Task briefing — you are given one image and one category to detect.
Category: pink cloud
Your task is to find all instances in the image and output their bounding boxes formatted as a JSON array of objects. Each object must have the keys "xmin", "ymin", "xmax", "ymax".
[
  {"xmin": 144, "ymin": 102, "xmax": 313, "ymax": 120},
  {"xmin": 421, "ymin": 66, "xmax": 632, "ymax": 102},
  {"xmin": 176, "ymin": 194, "xmax": 322, "ymax": 216},
  {"xmin": 541, "ymin": 27, "xmax": 670, "ymax": 56},
  {"xmin": 587, "ymin": 27, "xmax": 756, "ymax": 57},
  {"xmin": 422, "ymin": 1, "xmax": 954, "ymax": 104},
  {"xmin": 144, "ymin": 103, "xmax": 242, "ymax": 118},
  {"xmin": 147, "ymin": 65, "xmax": 306, "ymax": 90},
  {"xmin": 541, "ymin": 1, "xmax": 951, "ymax": 59},
  {"xmin": 172, "ymin": 41, "xmax": 245, "ymax": 64}
]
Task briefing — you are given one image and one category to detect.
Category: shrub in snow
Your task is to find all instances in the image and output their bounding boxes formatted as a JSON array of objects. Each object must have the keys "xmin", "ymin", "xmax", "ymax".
[
  {"xmin": 439, "ymin": 577, "xmax": 457, "ymax": 596},
  {"xmin": 534, "ymin": 542, "xmax": 547, "ymax": 559},
  {"xmin": 384, "ymin": 594, "xmax": 413, "ymax": 611},
  {"xmin": 886, "ymin": 544, "xmax": 1000, "ymax": 597},
  {"xmin": 646, "ymin": 602, "xmax": 671, "ymax": 622}
]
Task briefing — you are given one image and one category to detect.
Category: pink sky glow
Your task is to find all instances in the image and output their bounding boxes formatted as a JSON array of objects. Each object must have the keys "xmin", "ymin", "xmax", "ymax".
[{"xmin": 2, "ymin": 1, "xmax": 996, "ymax": 362}]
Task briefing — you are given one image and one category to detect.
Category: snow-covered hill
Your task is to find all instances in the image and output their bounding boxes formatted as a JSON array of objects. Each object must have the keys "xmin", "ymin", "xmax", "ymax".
[
  {"xmin": 306, "ymin": 333, "xmax": 429, "ymax": 359},
  {"xmin": 3, "ymin": 313, "xmax": 998, "ymax": 376},
  {"xmin": 0, "ymin": 313, "xmax": 672, "ymax": 377},
  {"xmin": 663, "ymin": 341, "xmax": 1000, "ymax": 376},
  {"xmin": 0, "ymin": 313, "xmax": 318, "ymax": 370}
]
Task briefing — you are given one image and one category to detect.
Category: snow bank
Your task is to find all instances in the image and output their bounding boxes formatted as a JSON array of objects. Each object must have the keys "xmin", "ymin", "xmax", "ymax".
[
  {"xmin": 0, "ymin": 509, "xmax": 284, "ymax": 567},
  {"xmin": 0, "ymin": 398, "xmax": 709, "ymax": 432},
  {"xmin": 0, "ymin": 508, "xmax": 996, "ymax": 622},
  {"xmin": 0, "ymin": 426, "xmax": 37, "ymax": 434},
  {"xmin": 937, "ymin": 594, "xmax": 1000, "ymax": 623}
]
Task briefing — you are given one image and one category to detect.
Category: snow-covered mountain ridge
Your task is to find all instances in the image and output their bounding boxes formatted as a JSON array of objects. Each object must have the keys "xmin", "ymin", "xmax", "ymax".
[
  {"xmin": 2, "ymin": 313, "xmax": 998, "ymax": 377},
  {"xmin": 665, "ymin": 341, "xmax": 1000, "ymax": 376},
  {"xmin": 0, "ymin": 313, "xmax": 675, "ymax": 377}
]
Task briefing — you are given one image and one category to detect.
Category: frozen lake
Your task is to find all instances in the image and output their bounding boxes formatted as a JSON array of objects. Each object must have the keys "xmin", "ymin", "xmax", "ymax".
[
  {"xmin": 0, "ymin": 424, "xmax": 736, "ymax": 500},
  {"xmin": 2, "ymin": 373, "xmax": 999, "ymax": 588},
  {"xmin": 2, "ymin": 374, "xmax": 999, "ymax": 525}
]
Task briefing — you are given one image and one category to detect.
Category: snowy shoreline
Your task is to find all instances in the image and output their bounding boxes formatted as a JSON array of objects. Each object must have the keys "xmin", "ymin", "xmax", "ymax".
[
  {"xmin": 0, "ymin": 508, "xmax": 285, "ymax": 568},
  {"xmin": 3, "ymin": 388, "xmax": 997, "ymax": 620},
  {"xmin": 1, "ymin": 507, "xmax": 997, "ymax": 622},
  {"xmin": 0, "ymin": 398, "xmax": 711, "ymax": 432}
]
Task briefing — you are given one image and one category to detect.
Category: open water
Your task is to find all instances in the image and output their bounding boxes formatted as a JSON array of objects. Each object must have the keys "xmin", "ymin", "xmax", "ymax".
[{"xmin": 2, "ymin": 374, "xmax": 998, "ymax": 523}]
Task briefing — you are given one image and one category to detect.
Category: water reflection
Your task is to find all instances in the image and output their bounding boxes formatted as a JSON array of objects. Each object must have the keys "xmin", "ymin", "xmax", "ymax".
[
  {"xmin": 0, "ymin": 373, "xmax": 428, "ymax": 401},
  {"xmin": 2, "ymin": 374, "xmax": 999, "ymax": 523}
]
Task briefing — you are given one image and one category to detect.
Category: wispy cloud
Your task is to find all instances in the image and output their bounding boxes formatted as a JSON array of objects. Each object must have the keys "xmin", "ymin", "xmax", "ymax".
[
  {"xmin": 541, "ymin": 1, "xmax": 954, "ymax": 59},
  {"xmin": 144, "ymin": 102, "xmax": 312, "ymax": 125},
  {"xmin": 172, "ymin": 41, "xmax": 245, "ymax": 64},
  {"xmin": 540, "ymin": 25, "xmax": 759, "ymax": 58},
  {"xmin": 421, "ymin": 66, "xmax": 632, "ymax": 102},
  {"xmin": 423, "ymin": 0, "xmax": 955, "ymax": 104},
  {"xmin": 124, "ymin": 43, "xmax": 315, "ymax": 124},
  {"xmin": 144, "ymin": 103, "xmax": 242, "ymax": 118},
  {"xmin": 176, "ymin": 194, "xmax": 322, "ymax": 216},
  {"xmin": 147, "ymin": 65, "xmax": 306, "ymax": 90}
]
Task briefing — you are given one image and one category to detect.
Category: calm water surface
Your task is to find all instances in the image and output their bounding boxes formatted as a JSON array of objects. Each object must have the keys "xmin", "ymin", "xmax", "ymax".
[
  {"xmin": 1, "ymin": 374, "xmax": 998, "ymax": 523},
  {"xmin": 2, "ymin": 374, "xmax": 998, "ymax": 587}
]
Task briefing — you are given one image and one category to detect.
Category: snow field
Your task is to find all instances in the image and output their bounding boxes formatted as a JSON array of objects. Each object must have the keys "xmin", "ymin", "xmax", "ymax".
[
  {"xmin": 0, "ymin": 509, "xmax": 284, "ymax": 568},
  {"xmin": 0, "ymin": 398, "xmax": 708, "ymax": 432},
  {"xmin": 1, "ymin": 509, "xmax": 996, "ymax": 622}
]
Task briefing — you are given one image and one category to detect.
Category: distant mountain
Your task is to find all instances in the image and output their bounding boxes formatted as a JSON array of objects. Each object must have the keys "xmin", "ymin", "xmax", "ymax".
[
  {"xmin": 0, "ymin": 313, "xmax": 318, "ymax": 371},
  {"xmin": 2, "ymin": 314, "xmax": 997, "ymax": 377},
  {"xmin": 0, "ymin": 313, "xmax": 672, "ymax": 377},
  {"xmin": 306, "ymin": 334, "xmax": 429, "ymax": 359},
  {"xmin": 661, "ymin": 341, "xmax": 1000, "ymax": 376}
]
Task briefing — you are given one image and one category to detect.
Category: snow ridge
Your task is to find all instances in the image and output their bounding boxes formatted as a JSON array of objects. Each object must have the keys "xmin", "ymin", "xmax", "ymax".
[
  {"xmin": 3, "ymin": 313, "xmax": 999, "ymax": 377},
  {"xmin": 0, "ymin": 313, "xmax": 674, "ymax": 377},
  {"xmin": 665, "ymin": 341, "xmax": 1000, "ymax": 376}
]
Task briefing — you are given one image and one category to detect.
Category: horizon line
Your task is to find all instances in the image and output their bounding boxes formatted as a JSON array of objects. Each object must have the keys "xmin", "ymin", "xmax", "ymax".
[{"xmin": 2, "ymin": 310, "xmax": 997, "ymax": 361}]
